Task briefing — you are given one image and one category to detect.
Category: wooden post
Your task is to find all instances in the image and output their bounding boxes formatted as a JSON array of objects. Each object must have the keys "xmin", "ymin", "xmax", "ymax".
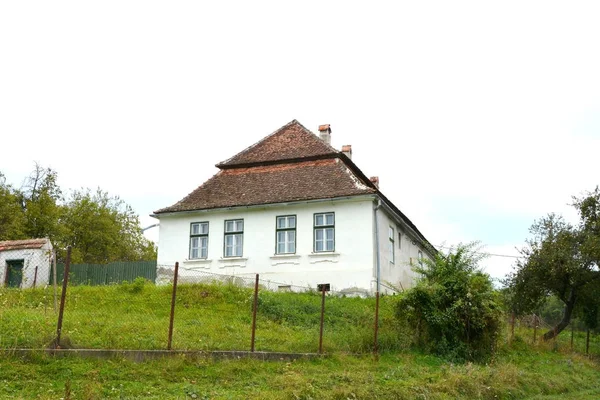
[
  {"xmin": 167, "ymin": 262, "xmax": 179, "ymax": 350},
  {"xmin": 33, "ymin": 266, "xmax": 38, "ymax": 289},
  {"xmin": 533, "ymin": 315, "xmax": 538, "ymax": 343},
  {"xmin": 510, "ymin": 312, "xmax": 515, "ymax": 343},
  {"xmin": 53, "ymin": 251, "xmax": 58, "ymax": 312},
  {"xmin": 586, "ymin": 329, "xmax": 590, "ymax": 355},
  {"xmin": 571, "ymin": 323, "xmax": 574, "ymax": 350},
  {"xmin": 374, "ymin": 291, "xmax": 380, "ymax": 358},
  {"xmin": 250, "ymin": 274, "xmax": 259, "ymax": 352},
  {"xmin": 318, "ymin": 285, "xmax": 326, "ymax": 354},
  {"xmin": 55, "ymin": 246, "xmax": 72, "ymax": 348}
]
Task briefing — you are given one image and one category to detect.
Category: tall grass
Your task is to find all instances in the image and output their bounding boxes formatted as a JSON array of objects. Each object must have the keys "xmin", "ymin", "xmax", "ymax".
[{"xmin": 0, "ymin": 281, "xmax": 597, "ymax": 357}]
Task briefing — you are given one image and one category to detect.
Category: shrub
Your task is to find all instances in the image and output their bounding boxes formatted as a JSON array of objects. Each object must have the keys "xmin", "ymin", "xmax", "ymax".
[{"xmin": 395, "ymin": 243, "xmax": 502, "ymax": 362}]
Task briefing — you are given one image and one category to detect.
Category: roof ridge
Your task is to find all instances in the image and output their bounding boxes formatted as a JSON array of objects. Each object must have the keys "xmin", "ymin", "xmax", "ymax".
[
  {"xmin": 216, "ymin": 119, "xmax": 299, "ymax": 168},
  {"xmin": 216, "ymin": 119, "xmax": 338, "ymax": 168}
]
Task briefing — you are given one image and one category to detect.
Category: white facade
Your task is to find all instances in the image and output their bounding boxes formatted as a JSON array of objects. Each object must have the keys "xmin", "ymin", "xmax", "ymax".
[
  {"xmin": 156, "ymin": 195, "xmax": 433, "ymax": 294},
  {"xmin": 375, "ymin": 205, "xmax": 432, "ymax": 292},
  {"xmin": 0, "ymin": 240, "xmax": 53, "ymax": 289}
]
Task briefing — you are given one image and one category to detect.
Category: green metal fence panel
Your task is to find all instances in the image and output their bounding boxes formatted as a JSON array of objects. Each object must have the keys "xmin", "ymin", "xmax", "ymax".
[{"xmin": 52, "ymin": 261, "xmax": 157, "ymax": 286}]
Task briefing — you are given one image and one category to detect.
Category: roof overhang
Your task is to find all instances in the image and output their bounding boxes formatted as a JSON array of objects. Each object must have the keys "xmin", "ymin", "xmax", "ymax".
[{"xmin": 151, "ymin": 194, "xmax": 377, "ymax": 219}]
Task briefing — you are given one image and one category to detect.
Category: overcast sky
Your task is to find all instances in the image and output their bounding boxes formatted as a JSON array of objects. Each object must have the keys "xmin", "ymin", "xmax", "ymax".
[{"xmin": 2, "ymin": 1, "xmax": 599, "ymax": 281}]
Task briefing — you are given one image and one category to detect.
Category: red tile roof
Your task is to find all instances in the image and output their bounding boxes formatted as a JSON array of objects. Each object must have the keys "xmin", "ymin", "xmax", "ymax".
[
  {"xmin": 154, "ymin": 119, "xmax": 435, "ymax": 252},
  {"xmin": 155, "ymin": 159, "xmax": 376, "ymax": 213},
  {"xmin": 0, "ymin": 238, "xmax": 50, "ymax": 252},
  {"xmin": 216, "ymin": 120, "xmax": 338, "ymax": 168}
]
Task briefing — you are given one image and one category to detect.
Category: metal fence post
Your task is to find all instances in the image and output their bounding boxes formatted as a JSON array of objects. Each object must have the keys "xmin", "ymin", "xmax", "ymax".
[
  {"xmin": 586, "ymin": 328, "xmax": 590, "ymax": 355},
  {"xmin": 319, "ymin": 285, "xmax": 326, "ymax": 354},
  {"xmin": 53, "ymin": 251, "xmax": 58, "ymax": 312},
  {"xmin": 374, "ymin": 291, "xmax": 380, "ymax": 358},
  {"xmin": 167, "ymin": 262, "xmax": 179, "ymax": 350},
  {"xmin": 251, "ymin": 274, "xmax": 259, "ymax": 352},
  {"xmin": 55, "ymin": 246, "xmax": 72, "ymax": 348},
  {"xmin": 33, "ymin": 266, "xmax": 38, "ymax": 289},
  {"xmin": 571, "ymin": 323, "xmax": 574, "ymax": 350},
  {"xmin": 510, "ymin": 312, "xmax": 515, "ymax": 343},
  {"xmin": 533, "ymin": 315, "xmax": 538, "ymax": 343}
]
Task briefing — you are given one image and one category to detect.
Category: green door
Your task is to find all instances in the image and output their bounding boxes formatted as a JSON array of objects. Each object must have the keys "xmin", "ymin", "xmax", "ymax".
[{"xmin": 6, "ymin": 260, "xmax": 24, "ymax": 288}]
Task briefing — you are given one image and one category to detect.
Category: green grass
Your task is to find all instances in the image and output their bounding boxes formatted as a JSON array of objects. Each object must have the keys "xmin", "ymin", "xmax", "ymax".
[
  {"xmin": 0, "ymin": 348, "xmax": 599, "ymax": 399},
  {"xmin": 1, "ymin": 282, "xmax": 600, "ymax": 398},
  {"xmin": 0, "ymin": 282, "xmax": 407, "ymax": 353}
]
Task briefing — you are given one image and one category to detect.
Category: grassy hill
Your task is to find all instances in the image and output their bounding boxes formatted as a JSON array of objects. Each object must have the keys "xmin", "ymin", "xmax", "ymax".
[{"xmin": 1, "ymin": 281, "xmax": 599, "ymax": 399}]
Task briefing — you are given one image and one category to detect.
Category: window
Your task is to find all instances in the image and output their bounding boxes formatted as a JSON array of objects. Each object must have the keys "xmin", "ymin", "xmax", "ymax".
[
  {"xmin": 276, "ymin": 215, "xmax": 296, "ymax": 254},
  {"xmin": 389, "ymin": 226, "xmax": 395, "ymax": 264},
  {"xmin": 398, "ymin": 232, "xmax": 402, "ymax": 250},
  {"xmin": 189, "ymin": 222, "xmax": 209, "ymax": 259},
  {"xmin": 314, "ymin": 212, "xmax": 334, "ymax": 252},
  {"xmin": 224, "ymin": 219, "xmax": 243, "ymax": 257},
  {"xmin": 418, "ymin": 250, "xmax": 423, "ymax": 267}
]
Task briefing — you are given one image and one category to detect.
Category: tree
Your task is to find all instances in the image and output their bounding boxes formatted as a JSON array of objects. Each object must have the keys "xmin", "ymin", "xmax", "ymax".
[
  {"xmin": 0, "ymin": 172, "xmax": 26, "ymax": 240},
  {"xmin": 395, "ymin": 243, "xmax": 502, "ymax": 362},
  {"xmin": 19, "ymin": 163, "xmax": 64, "ymax": 242},
  {"xmin": 60, "ymin": 188, "xmax": 156, "ymax": 263},
  {"xmin": 506, "ymin": 188, "xmax": 600, "ymax": 340}
]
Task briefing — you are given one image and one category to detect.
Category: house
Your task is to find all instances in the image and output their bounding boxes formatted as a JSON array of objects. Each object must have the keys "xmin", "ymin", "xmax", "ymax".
[
  {"xmin": 0, "ymin": 238, "xmax": 53, "ymax": 288},
  {"xmin": 152, "ymin": 120, "xmax": 435, "ymax": 294}
]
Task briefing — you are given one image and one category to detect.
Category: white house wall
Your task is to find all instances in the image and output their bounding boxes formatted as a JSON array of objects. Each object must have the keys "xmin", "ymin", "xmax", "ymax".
[
  {"xmin": 376, "ymin": 207, "xmax": 432, "ymax": 293},
  {"xmin": 0, "ymin": 242, "xmax": 52, "ymax": 289},
  {"xmin": 157, "ymin": 198, "xmax": 375, "ymax": 293}
]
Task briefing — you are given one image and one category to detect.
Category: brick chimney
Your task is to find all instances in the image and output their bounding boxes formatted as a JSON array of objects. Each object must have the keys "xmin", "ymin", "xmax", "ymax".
[
  {"xmin": 341, "ymin": 145, "xmax": 352, "ymax": 160},
  {"xmin": 318, "ymin": 124, "xmax": 331, "ymax": 145},
  {"xmin": 370, "ymin": 176, "xmax": 379, "ymax": 189}
]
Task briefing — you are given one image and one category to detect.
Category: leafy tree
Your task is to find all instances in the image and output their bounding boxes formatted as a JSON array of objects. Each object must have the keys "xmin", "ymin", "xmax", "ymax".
[
  {"xmin": 395, "ymin": 243, "xmax": 502, "ymax": 362},
  {"xmin": 1, "ymin": 165, "xmax": 156, "ymax": 264},
  {"xmin": 19, "ymin": 163, "xmax": 64, "ymax": 242},
  {"xmin": 506, "ymin": 188, "xmax": 600, "ymax": 340},
  {"xmin": 0, "ymin": 172, "xmax": 26, "ymax": 240},
  {"xmin": 60, "ymin": 188, "xmax": 156, "ymax": 263}
]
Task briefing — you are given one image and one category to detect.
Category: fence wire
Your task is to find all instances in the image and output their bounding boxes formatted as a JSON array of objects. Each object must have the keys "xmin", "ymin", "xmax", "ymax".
[{"xmin": 2, "ymin": 254, "xmax": 598, "ymax": 357}]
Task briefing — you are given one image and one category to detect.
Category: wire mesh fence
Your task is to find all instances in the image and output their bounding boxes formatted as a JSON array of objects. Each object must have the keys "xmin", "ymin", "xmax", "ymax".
[
  {"xmin": 2, "ymin": 248, "xmax": 598, "ymax": 358},
  {"xmin": 508, "ymin": 312, "xmax": 599, "ymax": 356}
]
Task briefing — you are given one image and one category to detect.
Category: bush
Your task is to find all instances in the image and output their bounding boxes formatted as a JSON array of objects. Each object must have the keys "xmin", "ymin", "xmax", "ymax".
[{"xmin": 395, "ymin": 243, "xmax": 502, "ymax": 362}]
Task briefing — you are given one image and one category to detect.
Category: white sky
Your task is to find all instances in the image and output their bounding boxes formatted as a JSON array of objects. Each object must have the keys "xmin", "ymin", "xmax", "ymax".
[{"xmin": 2, "ymin": 1, "xmax": 599, "ymax": 282}]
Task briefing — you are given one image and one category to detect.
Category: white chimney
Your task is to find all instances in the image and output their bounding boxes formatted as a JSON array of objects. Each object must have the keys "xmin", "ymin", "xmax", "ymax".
[
  {"xmin": 318, "ymin": 124, "xmax": 331, "ymax": 145},
  {"xmin": 342, "ymin": 145, "xmax": 352, "ymax": 160}
]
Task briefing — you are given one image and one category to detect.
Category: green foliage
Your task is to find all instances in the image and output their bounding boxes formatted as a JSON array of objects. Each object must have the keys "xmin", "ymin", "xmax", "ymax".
[
  {"xmin": 395, "ymin": 243, "xmax": 502, "ymax": 362},
  {"xmin": 506, "ymin": 187, "xmax": 600, "ymax": 339},
  {"xmin": 120, "ymin": 277, "xmax": 150, "ymax": 293},
  {"xmin": 0, "ymin": 165, "xmax": 156, "ymax": 263},
  {"xmin": 0, "ymin": 173, "xmax": 26, "ymax": 240},
  {"xmin": 19, "ymin": 164, "xmax": 64, "ymax": 242},
  {"xmin": 61, "ymin": 188, "xmax": 156, "ymax": 263}
]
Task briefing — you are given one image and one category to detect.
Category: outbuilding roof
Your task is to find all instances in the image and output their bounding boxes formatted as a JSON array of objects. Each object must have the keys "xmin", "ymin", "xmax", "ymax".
[{"xmin": 0, "ymin": 238, "xmax": 50, "ymax": 252}]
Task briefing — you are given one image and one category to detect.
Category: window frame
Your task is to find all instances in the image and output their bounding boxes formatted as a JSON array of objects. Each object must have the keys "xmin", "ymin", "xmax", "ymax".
[
  {"xmin": 418, "ymin": 250, "xmax": 424, "ymax": 267},
  {"xmin": 189, "ymin": 222, "xmax": 209, "ymax": 260},
  {"xmin": 223, "ymin": 219, "xmax": 244, "ymax": 258},
  {"xmin": 275, "ymin": 215, "xmax": 297, "ymax": 255},
  {"xmin": 389, "ymin": 226, "xmax": 395, "ymax": 264},
  {"xmin": 313, "ymin": 212, "xmax": 335, "ymax": 253}
]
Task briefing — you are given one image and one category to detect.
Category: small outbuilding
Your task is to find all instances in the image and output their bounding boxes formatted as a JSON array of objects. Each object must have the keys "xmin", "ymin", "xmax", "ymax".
[{"xmin": 0, "ymin": 238, "xmax": 53, "ymax": 288}]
